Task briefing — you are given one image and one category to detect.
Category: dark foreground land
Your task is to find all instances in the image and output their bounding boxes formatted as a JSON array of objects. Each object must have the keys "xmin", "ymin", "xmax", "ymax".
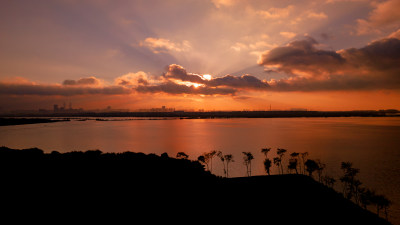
[
  {"xmin": 0, "ymin": 147, "xmax": 391, "ymax": 224},
  {"xmin": 0, "ymin": 117, "xmax": 69, "ymax": 126}
]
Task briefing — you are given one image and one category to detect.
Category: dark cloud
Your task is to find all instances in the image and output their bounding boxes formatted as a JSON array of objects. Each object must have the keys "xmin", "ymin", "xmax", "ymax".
[
  {"xmin": 258, "ymin": 37, "xmax": 345, "ymax": 76},
  {"xmin": 135, "ymin": 81, "xmax": 237, "ymax": 95},
  {"xmin": 131, "ymin": 64, "xmax": 270, "ymax": 95},
  {"xmin": 163, "ymin": 64, "xmax": 205, "ymax": 84},
  {"xmin": 161, "ymin": 64, "xmax": 269, "ymax": 90},
  {"xmin": 62, "ymin": 77, "xmax": 101, "ymax": 86},
  {"xmin": 259, "ymin": 36, "xmax": 400, "ymax": 91},
  {"xmin": 0, "ymin": 83, "xmax": 132, "ymax": 96},
  {"xmin": 208, "ymin": 74, "xmax": 269, "ymax": 89},
  {"xmin": 341, "ymin": 37, "xmax": 400, "ymax": 71}
]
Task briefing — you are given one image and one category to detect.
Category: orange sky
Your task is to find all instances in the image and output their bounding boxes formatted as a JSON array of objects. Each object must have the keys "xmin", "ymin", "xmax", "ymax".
[{"xmin": 1, "ymin": 0, "xmax": 400, "ymax": 111}]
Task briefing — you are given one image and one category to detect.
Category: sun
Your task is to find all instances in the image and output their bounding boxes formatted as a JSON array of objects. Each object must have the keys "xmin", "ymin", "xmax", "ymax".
[
  {"xmin": 192, "ymin": 83, "xmax": 202, "ymax": 88},
  {"xmin": 202, "ymin": 74, "xmax": 212, "ymax": 81}
]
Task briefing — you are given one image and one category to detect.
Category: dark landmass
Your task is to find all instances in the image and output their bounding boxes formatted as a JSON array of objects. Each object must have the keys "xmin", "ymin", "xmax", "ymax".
[
  {"xmin": 1, "ymin": 109, "xmax": 399, "ymax": 119},
  {"xmin": 0, "ymin": 118, "xmax": 69, "ymax": 126},
  {"xmin": 0, "ymin": 147, "xmax": 390, "ymax": 224}
]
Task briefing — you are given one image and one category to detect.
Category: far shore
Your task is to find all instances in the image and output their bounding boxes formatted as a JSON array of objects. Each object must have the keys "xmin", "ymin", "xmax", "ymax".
[
  {"xmin": 0, "ymin": 118, "xmax": 69, "ymax": 126},
  {"xmin": 1, "ymin": 109, "xmax": 399, "ymax": 120}
]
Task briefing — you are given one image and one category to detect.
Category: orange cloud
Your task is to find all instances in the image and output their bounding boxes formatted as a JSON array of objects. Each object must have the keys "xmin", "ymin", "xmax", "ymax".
[
  {"xmin": 257, "ymin": 5, "xmax": 294, "ymax": 19},
  {"xmin": 356, "ymin": 0, "xmax": 400, "ymax": 35},
  {"xmin": 0, "ymin": 77, "xmax": 131, "ymax": 96},
  {"xmin": 139, "ymin": 37, "xmax": 191, "ymax": 54}
]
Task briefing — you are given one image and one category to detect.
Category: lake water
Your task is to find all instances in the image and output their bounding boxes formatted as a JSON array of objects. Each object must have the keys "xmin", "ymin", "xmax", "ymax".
[{"xmin": 1, "ymin": 117, "xmax": 399, "ymax": 223}]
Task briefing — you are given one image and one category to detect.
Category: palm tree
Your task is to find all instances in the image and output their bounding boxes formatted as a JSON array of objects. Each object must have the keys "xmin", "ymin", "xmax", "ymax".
[
  {"xmin": 261, "ymin": 148, "xmax": 271, "ymax": 158},
  {"xmin": 300, "ymin": 152, "xmax": 308, "ymax": 175},
  {"xmin": 340, "ymin": 161, "xmax": 360, "ymax": 200},
  {"xmin": 316, "ymin": 160, "xmax": 325, "ymax": 183},
  {"xmin": 289, "ymin": 152, "xmax": 299, "ymax": 174},
  {"xmin": 273, "ymin": 157, "xmax": 281, "ymax": 175},
  {"xmin": 277, "ymin": 148, "xmax": 287, "ymax": 174},
  {"xmin": 261, "ymin": 148, "xmax": 272, "ymax": 175},
  {"xmin": 217, "ymin": 151, "xmax": 234, "ymax": 178},
  {"xmin": 242, "ymin": 152, "xmax": 254, "ymax": 177},
  {"xmin": 288, "ymin": 158, "xmax": 298, "ymax": 174},
  {"xmin": 359, "ymin": 188, "xmax": 374, "ymax": 210},
  {"xmin": 372, "ymin": 194, "xmax": 391, "ymax": 219},
  {"xmin": 208, "ymin": 150, "xmax": 218, "ymax": 173},
  {"xmin": 224, "ymin": 154, "xmax": 234, "ymax": 178},
  {"xmin": 264, "ymin": 158, "xmax": 272, "ymax": 175}
]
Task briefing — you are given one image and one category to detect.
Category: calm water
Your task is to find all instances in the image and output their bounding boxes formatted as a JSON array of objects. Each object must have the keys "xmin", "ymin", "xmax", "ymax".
[{"xmin": 1, "ymin": 117, "xmax": 400, "ymax": 223}]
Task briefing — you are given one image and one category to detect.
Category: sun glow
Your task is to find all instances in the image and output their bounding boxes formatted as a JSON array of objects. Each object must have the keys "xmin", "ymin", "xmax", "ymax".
[
  {"xmin": 176, "ymin": 80, "xmax": 204, "ymax": 88},
  {"xmin": 202, "ymin": 74, "xmax": 212, "ymax": 81}
]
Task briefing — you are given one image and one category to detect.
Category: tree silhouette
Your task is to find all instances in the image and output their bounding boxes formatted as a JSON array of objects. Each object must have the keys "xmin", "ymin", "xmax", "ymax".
[
  {"xmin": 217, "ymin": 151, "xmax": 234, "ymax": 178},
  {"xmin": 305, "ymin": 159, "xmax": 319, "ymax": 177},
  {"xmin": 340, "ymin": 162, "xmax": 360, "ymax": 200},
  {"xmin": 198, "ymin": 151, "xmax": 218, "ymax": 172},
  {"xmin": 277, "ymin": 148, "xmax": 287, "ymax": 174},
  {"xmin": 322, "ymin": 175, "xmax": 336, "ymax": 189},
  {"xmin": 242, "ymin": 152, "xmax": 254, "ymax": 177},
  {"xmin": 300, "ymin": 152, "xmax": 308, "ymax": 175},
  {"xmin": 208, "ymin": 150, "xmax": 218, "ymax": 173},
  {"xmin": 316, "ymin": 160, "xmax": 326, "ymax": 183},
  {"xmin": 273, "ymin": 157, "xmax": 281, "ymax": 175},
  {"xmin": 261, "ymin": 148, "xmax": 271, "ymax": 158},
  {"xmin": 288, "ymin": 152, "xmax": 299, "ymax": 174},
  {"xmin": 359, "ymin": 188, "xmax": 375, "ymax": 210},
  {"xmin": 176, "ymin": 152, "xmax": 189, "ymax": 159},
  {"xmin": 197, "ymin": 155, "xmax": 209, "ymax": 171},
  {"xmin": 264, "ymin": 158, "xmax": 272, "ymax": 175},
  {"xmin": 371, "ymin": 194, "xmax": 391, "ymax": 219},
  {"xmin": 261, "ymin": 148, "xmax": 272, "ymax": 175}
]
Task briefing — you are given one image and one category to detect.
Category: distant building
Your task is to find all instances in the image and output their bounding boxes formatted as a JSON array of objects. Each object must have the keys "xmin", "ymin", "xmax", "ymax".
[{"xmin": 137, "ymin": 106, "xmax": 175, "ymax": 112}]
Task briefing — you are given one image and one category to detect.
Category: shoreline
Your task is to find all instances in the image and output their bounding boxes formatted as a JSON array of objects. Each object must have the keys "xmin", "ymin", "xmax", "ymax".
[{"xmin": 1, "ymin": 110, "xmax": 399, "ymax": 120}]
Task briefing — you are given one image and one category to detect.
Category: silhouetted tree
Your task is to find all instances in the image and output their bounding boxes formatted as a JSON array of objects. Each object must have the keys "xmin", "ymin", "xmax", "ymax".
[
  {"xmin": 300, "ymin": 152, "xmax": 308, "ymax": 175},
  {"xmin": 371, "ymin": 194, "xmax": 391, "ymax": 219},
  {"xmin": 217, "ymin": 151, "xmax": 234, "ymax": 178},
  {"xmin": 277, "ymin": 148, "xmax": 287, "ymax": 174},
  {"xmin": 176, "ymin": 152, "xmax": 189, "ymax": 159},
  {"xmin": 208, "ymin": 150, "xmax": 218, "ymax": 173},
  {"xmin": 197, "ymin": 155, "xmax": 209, "ymax": 171},
  {"xmin": 273, "ymin": 157, "xmax": 281, "ymax": 175},
  {"xmin": 261, "ymin": 148, "xmax": 272, "ymax": 175},
  {"xmin": 242, "ymin": 152, "xmax": 254, "ymax": 177},
  {"xmin": 264, "ymin": 158, "xmax": 272, "ymax": 175},
  {"xmin": 322, "ymin": 175, "xmax": 336, "ymax": 189},
  {"xmin": 261, "ymin": 148, "xmax": 271, "ymax": 158},
  {"xmin": 305, "ymin": 159, "xmax": 319, "ymax": 177},
  {"xmin": 359, "ymin": 188, "xmax": 375, "ymax": 210},
  {"xmin": 316, "ymin": 160, "xmax": 325, "ymax": 183},
  {"xmin": 288, "ymin": 152, "xmax": 299, "ymax": 174},
  {"xmin": 340, "ymin": 162, "xmax": 360, "ymax": 200},
  {"xmin": 198, "ymin": 151, "xmax": 218, "ymax": 172}
]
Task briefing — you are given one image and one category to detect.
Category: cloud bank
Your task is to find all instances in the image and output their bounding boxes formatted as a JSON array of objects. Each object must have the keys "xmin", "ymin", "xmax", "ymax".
[
  {"xmin": 0, "ymin": 77, "xmax": 132, "ymax": 96},
  {"xmin": 258, "ymin": 35, "xmax": 400, "ymax": 91}
]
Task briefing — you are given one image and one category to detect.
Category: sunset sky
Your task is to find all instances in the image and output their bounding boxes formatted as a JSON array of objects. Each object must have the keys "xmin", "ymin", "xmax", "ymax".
[{"xmin": 1, "ymin": 0, "xmax": 400, "ymax": 111}]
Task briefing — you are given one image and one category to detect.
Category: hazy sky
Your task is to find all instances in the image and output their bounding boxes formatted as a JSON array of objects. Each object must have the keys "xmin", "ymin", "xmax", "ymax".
[{"xmin": 1, "ymin": 0, "xmax": 399, "ymax": 111}]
